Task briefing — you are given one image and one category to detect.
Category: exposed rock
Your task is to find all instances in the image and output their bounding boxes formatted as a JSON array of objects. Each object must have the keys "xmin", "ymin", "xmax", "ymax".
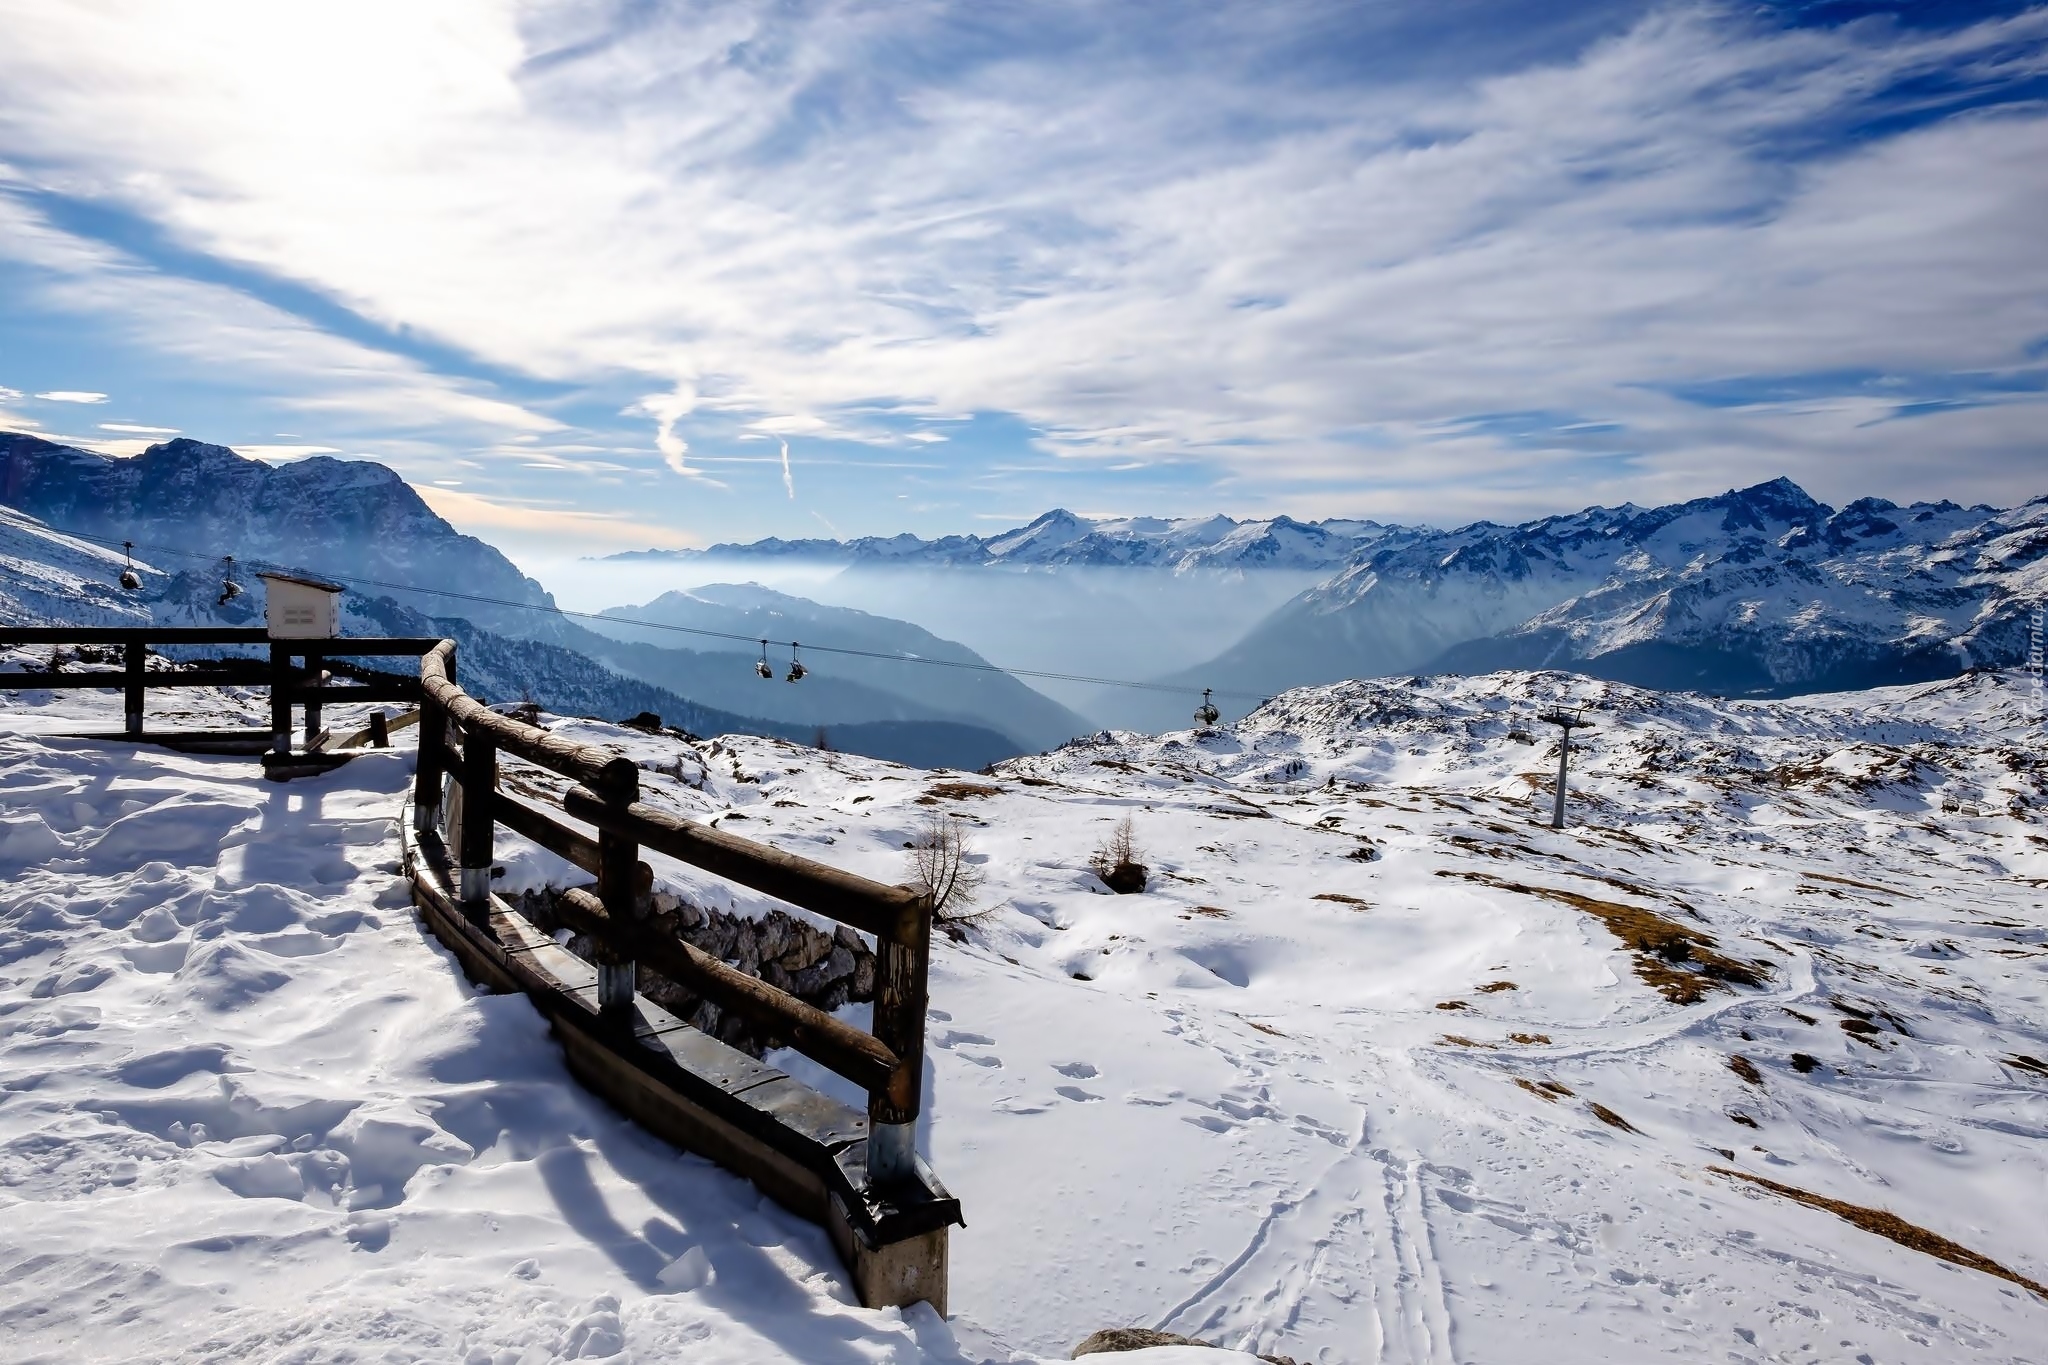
[
  {"xmin": 1073, "ymin": 1328, "xmax": 1207, "ymax": 1356},
  {"xmin": 1071, "ymin": 1327, "xmax": 1298, "ymax": 1364}
]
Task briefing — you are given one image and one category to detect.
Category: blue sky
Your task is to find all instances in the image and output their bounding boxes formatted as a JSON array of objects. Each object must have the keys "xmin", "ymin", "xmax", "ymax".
[{"xmin": 1, "ymin": 1, "xmax": 2044, "ymax": 554}]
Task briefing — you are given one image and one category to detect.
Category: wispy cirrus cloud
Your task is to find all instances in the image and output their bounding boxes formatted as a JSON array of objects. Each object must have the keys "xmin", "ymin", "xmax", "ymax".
[{"xmin": 0, "ymin": 1, "xmax": 2042, "ymax": 535}]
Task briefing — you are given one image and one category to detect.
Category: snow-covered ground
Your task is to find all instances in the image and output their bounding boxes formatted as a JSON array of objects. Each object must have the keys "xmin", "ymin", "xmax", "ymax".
[{"xmin": 2, "ymin": 668, "xmax": 2044, "ymax": 1363}]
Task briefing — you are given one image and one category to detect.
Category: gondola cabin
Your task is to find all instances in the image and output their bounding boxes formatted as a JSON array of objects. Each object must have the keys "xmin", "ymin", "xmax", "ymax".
[{"xmin": 257, "ymin": 571, "xmax": 344, "ymax": 639}]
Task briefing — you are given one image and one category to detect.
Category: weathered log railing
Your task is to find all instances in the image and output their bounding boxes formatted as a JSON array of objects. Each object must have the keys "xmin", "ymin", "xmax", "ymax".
[{"xmin": 407, "ymin": 640, "xmax": 957, "ymax": 1310}]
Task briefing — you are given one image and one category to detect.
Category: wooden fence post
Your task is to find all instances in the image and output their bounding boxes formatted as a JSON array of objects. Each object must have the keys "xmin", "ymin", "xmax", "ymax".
[
  {"xmin": 414, "ymin": 645, "xmax": 452, "ymax": 833},
  {"xmin": 123, "ymin": 641, "xmax": 145, "ymax": 738},
  {"xmin": 414, "ymin": 696, "xmax": 445, "ymax": 833},
  {"xmin": 595, "ymin": 763, "xmax": 642, "ymax": 1018},
  {"xmin": 303, "ymin": 650, "xmax": 324, "ymax": 743},
  {"xmin": 458, "ymin": 726, "xmax": 496, "ymax": 914},
  {"xmin": 268, "ymin": 643, "xmax": 292, "ymax": 754},
  {"xmin": 866, "ymin": 892, "xmax": 933, "ymax": 1187}
]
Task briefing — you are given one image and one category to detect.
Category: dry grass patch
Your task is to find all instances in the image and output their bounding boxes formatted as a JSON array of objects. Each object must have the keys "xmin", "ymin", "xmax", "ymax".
[
  {"xmin": 1509, "ymin": 1032, "xmax": 1552, "ymax": 1045},
  {"xmin": 927, "ymin": 780, "xmax": 1003, "ymax": 800},
  {"xmin": 1476, "ymin": 980, "xmax": 1518, "ymax": 993},
  {"xmin": 1435, "ymin": 1000, "xmax": 1470, "ymax": 1011},
  {"xmin": 1803, "ymin": 870, "xmax": 1896, "ymax": 897},
  {"xmin": 1312, "ymin": 892, "xmax": 1369, "ymax": 907},
  {"xmin": 1728, "ymin": 1055, "xmax": 1763, "ymax": 1086},
  {"xmin": 1185, "ymin": 904, "xmax": 1231, "ymax": 918},
  {"xmin": 1443, "ymin": 870, "xmax": 1768, "ymax": 1005},
  {"xmin": 1442, "ymin": 1035, "xmax": 1498, "ymax": 1049},
  {"xmin": 2004, "ymin": 1054, "xmax": 2048, "ymax": 1080},
  {"xmin": 1514, "ymin": 1078, "xmax": 1574, "ymax": 1101},
  {"xmin": 1711, "ymin": 1167, "xmax": 2047, "ymax": 1299},
  {"xmin": 1589, "ymin": 1102, "xmax": 1638, "ymax": 1133}
]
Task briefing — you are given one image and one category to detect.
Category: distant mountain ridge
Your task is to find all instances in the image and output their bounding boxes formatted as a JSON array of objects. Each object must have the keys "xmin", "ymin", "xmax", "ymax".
[
  {"xmin": 0, "ymin": 500, "xmax": 789, "ymax": 738},
  {"xmin": 585, "ymin": 582, "xmax": 1093, "ymax": 752},
  {"xmin": 0, "ymin": 432, "xmax": 561, "ymax": 640},
  {"xmin": 602, "ymin": 508, "xmax": 1400, "ymax": 573},
  {"xmin": 1171, "ymin": 477, "xmax": 2048, "ymax": 707},
  {"xmin": 0, "ymin": 432, "xmax": 1042, "ymax": 766}
]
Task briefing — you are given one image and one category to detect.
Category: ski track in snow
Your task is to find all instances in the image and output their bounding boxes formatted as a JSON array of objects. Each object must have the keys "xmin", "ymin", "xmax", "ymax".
[{"xmin": 2, "ymin": 666, "xmax": 2046, "ymax": 1363}]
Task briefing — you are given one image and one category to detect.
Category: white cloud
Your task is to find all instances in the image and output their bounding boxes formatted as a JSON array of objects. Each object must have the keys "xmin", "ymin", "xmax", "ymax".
[
  {"xmin": 415, "ymin": 484, "xmax": 701, "ymax": 550},
  {"xmin": 97, "ymin": 422, "xmax": 178, "ymax": 434},
  {"xmin": 0, "ymin": 187, "xmax": 562, "ymax": 452},
  {"xmin": 35, "ymin": 390, "xmax": 106, "ymax": 403},
  {"xmin": 0, "ymin": 3, "xmax": 2042, "ymax": 513}
]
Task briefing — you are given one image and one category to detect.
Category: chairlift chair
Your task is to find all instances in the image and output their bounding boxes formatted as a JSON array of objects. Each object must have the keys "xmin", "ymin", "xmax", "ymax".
[
  {"xmin": 216, "ymin": 555, "xmax": 243, "ymax": 607},
  {"xmin": 1193, "ymin": 687, "xmax": 1221, "ymax": 728},
  {"xmin": 786, "ymin": 642, "xmax": 807, "ymax": 682},
  {"xmin": 754, "ymin": 639, "xmax": 774, "ymax": 680},
  {"xmin": 118, "ymin": 541, "xmax": 141, "ymax": 591}
]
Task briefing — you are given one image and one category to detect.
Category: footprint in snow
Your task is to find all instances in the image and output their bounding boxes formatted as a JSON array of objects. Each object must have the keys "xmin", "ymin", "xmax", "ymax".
[
  {"xmin": 1053, "ymin": 1061, "xmax": 1098, "ymax": 1079},
  {"xmin": 1055, "ymin": 1085, "xmax": 1102, "ymax": 1103},
  {"xmin": 933, "ymin": 1029, "xmax": 995, "ymax": 1049}
]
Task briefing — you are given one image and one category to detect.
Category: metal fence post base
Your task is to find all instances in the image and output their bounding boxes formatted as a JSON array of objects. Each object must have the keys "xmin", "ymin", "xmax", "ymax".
[
  {"xmin": 459, "ymin": 865, "xmax": 493, "ymax": 906},
  {"xmin": 866, "ymin": 1120, "xmax": 916, "ymax": 1188}
]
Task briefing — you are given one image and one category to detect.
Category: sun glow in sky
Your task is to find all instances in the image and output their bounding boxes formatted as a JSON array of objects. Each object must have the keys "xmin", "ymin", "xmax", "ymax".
[{"xmin": 1, "ymin": 1, "xmax": 2044, "ymax": 552}]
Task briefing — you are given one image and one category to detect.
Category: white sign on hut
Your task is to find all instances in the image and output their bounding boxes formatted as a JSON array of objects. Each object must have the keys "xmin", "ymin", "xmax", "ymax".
[{"xmin": 257, "ymin": 572, "xmax": 344, "ymax": 639}]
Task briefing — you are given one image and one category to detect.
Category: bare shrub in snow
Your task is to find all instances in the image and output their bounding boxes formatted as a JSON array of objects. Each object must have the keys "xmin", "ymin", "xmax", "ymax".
[
  {"xmin": 908, "ymin": 812, "xmax": 987, "ymax": 924},
  {"xmin": 1089, "ymin": 815, "xmax": 1147, "ymax": 894}
]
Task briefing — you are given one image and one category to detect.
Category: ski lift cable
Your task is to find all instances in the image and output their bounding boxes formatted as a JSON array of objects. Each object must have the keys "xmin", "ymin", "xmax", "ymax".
[{"xmin": 32, "ymin": 520, "xmax": 1270, "ymax": 702}]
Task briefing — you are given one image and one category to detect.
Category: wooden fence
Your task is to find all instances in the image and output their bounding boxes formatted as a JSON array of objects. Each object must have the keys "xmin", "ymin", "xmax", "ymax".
[
  {"xmin": 0, "ymin": 626, "xmax": 437, "ymax": 768},
  {"xmin": 407, "ymin": 639, "xmax": 958, "ymax": 1310},
  {"xmin": 0, "ymin": 626, "xmax": 961, "ymax": 1309}
]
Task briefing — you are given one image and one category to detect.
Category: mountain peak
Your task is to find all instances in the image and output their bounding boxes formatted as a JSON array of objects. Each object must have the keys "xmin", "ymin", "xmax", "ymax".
[
  {"xmin": 142, "ymin": 437, "xmax": 243, "ymax": 463},
  {"xmin": 1723, "ymin": 476, "xmax": 1828, "ymax": 519}
]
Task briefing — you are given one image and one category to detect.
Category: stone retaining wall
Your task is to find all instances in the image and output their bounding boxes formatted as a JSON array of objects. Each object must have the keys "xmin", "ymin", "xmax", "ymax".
[{"xmin": 507, "ymin": 885, "xmax": 876, "ymax": 1057}]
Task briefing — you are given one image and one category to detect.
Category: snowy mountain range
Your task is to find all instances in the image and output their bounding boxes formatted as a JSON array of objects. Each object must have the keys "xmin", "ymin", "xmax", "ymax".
[
  {"xmin": 9, "ymin": 428, "xmax": 2043, "ymax": 744},
  {"xmin": 0, "ymin": 433, "xmax": 1042, "ymax": 766},
  {"xmin": 0, "ymin": 500, "xmax": 811, "ymax": 742},
  {"xmin": 603, "ymin": 508, "xmax": 1395, "ymax": 573},
  {"xmin": 1173, "ymin": 478, "xmax": 2048, "ymax": 707}
]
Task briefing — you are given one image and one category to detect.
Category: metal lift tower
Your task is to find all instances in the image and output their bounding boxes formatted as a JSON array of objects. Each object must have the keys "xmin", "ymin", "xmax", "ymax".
[{"xmin": 1535, "ymin": 704, "xmax": 1593, "ymax": 829}]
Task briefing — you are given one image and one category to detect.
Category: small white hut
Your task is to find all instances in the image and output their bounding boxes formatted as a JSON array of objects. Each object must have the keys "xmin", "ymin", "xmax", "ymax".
[{"xmin": 257, "ymin": 571, "xmax": 344, "ymax": 639}]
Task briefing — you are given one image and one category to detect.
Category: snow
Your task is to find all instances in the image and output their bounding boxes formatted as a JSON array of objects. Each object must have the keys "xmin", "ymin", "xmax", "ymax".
[{"xmin": 4, "ymin": 670, "xmax": 2045, "ymax": 1362}]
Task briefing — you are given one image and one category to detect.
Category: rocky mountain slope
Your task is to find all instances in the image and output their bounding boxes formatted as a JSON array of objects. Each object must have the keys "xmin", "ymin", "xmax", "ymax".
[
  {"xmin": 1172, "ymin": 478, "xmax": 2048, "ymax": 711},
  {"xmin": 0, "ymin": 432, "xmax": 561, "ymax": 641}
]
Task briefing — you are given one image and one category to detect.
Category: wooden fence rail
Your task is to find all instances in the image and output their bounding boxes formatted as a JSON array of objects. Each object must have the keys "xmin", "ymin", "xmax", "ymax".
[{"xmin": 0, "ymin": 627, "xmax": 438, "ymax": 765}]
